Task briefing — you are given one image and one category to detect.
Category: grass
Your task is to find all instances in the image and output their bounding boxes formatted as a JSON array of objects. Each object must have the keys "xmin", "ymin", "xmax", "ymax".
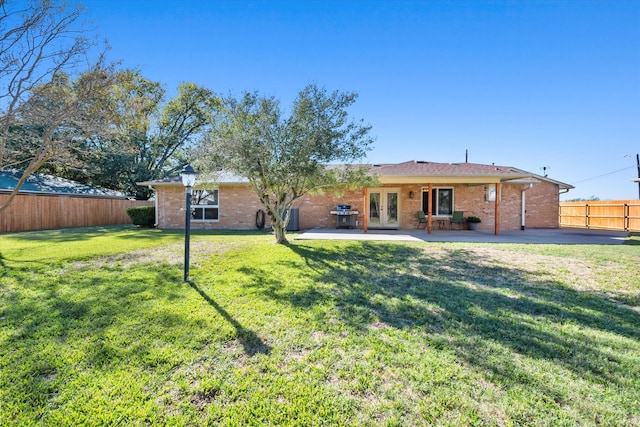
[{"xmin": 1, "ymin": 226, "xmax": 639, "ymax": 426}]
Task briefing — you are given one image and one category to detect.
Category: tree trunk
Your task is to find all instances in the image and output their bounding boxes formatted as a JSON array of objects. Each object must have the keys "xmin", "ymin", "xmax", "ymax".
[
  {"xmin": 273, "ymin": 223, "xmax": 289, "ymax": 244},
  {"xmin": 266, "ymin": 204, "xmax": 290, "ymax": 244}
]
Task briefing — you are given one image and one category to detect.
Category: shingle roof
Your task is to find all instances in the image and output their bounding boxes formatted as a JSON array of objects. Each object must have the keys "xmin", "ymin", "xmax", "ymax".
[
  {"xmin": 368, "ymin": 160, "xmax": 572, "ymax": 189},
  {"xmin": 370, "ymin": 160, "xmax": 528, "ymax": 177},
  {"xmin": 0, "ymin": 170, "xmax": 127, "ymax": 197},
  {"xmin": 137, "ymin": 171, "xmax": 249, "ymax": 187},
  {"xmin": 137, "ymin": 160, "xmax": 573, "ymax": 189}
]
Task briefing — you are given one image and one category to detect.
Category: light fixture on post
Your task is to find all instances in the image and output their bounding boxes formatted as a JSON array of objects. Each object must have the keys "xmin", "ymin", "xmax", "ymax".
[
  {"xmin": 636, "ymin": 154, "xmax": 640, "ymax": 200},
  {"xmin": 181, "ymin": 164, "xmax": 196, "ymax": 282},
  {"xmin": 625, "ymin": 154, "xmax": 640, "ymax": 199}
]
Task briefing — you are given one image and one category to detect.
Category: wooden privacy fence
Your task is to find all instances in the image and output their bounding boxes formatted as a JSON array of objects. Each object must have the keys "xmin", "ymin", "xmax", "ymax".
[
  {"xmin": 0, "ymin": 192, "xmax": 153, "ymax": 233},
  {"xmin": 559, "ymin": 200, "xmax": 640, "ymax": 232}
]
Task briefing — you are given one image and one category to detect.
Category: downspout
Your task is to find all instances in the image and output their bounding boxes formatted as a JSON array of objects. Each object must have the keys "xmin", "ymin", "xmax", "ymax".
[
  {"xmin": 494, "ymin": 182, "xmax": 501, "ymax": 235},
  {"xmin": 147, "ymin": 185, "xmax": 159, "ymax": 227},
  {"xmin": 521, "ymin": 183, "xmax": 533, "ymax": 230},
  {"xmin": 363, "ymin": 188, "xmax": 368, "ymax": 233},
  {"xmin": 427, "ymin": 183, "xmax": 433, "ymax": 234}
]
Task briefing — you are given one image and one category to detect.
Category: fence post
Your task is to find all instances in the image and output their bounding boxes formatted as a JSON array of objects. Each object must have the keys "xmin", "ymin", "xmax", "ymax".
[
  {"xmin": 624, "ymin": 203, "xmax": 629, "ymax": 232},
  {"xmin": 585, "ymin": 203, "xmax": 590, "ymax": 229}
]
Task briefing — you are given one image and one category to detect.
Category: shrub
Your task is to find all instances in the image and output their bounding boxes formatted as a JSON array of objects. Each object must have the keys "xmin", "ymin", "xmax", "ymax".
[
  {"xmin": 466, "ymin": 216, "xmax": 481, "ymax": 223},
  {"xmin": 127, "ymin": 206, "xmax": 156, "ymax": 228}
]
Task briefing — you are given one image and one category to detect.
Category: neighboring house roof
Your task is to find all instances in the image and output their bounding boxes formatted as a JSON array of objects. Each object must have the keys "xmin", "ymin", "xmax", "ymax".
[
  {"xmin": 0, "ymin": 170, "xmax": 127, "ymax": 198},
  {"xmin": 137, "ymin": 160, "xmax": 574, "ymax": 190}
]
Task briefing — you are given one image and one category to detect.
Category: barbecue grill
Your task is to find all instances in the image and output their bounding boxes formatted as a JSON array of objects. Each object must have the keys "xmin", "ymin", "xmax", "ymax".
[{"xmin": 330, "ymin": 204, "xmax": 359, "ymax": 229}]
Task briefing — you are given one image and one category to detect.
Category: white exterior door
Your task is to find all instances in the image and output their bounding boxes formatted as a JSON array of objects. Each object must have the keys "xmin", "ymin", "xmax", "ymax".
[{"xmin": 368, "ymin": 188, "xmax": 400, "ymax": 228}]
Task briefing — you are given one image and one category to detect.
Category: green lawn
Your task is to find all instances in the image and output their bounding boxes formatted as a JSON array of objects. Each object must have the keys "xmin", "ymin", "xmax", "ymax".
[{"xmin": 1, "ymin": 226, "xmax": 639, "ymax": 426}]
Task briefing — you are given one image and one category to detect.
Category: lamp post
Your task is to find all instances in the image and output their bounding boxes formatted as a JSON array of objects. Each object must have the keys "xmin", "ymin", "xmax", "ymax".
[
  {"xmin": 625, "ymin": 154, "xmax": 640, "ymax": 199},
  {"xmin": 181, "ymin": 165, "xmax": 196, "ymax": 282},
  {"xmin": 635, "ymin": 154, "xmax": 640, "ymax": 200}
]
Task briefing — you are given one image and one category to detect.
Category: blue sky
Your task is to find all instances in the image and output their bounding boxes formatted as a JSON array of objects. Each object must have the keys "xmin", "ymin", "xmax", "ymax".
[{"xmin": 84, "ymin": 0, "xmax": 640, "ymax": 200}]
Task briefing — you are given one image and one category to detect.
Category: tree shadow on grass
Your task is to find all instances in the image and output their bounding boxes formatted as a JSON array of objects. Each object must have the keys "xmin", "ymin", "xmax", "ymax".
[
  {"xmin": 239, "ymin": 241, "xmax": 640, "ymax": 394},
  {"xmin": 623, "ymin": 232, "xmax": 640, "ymax": 245},
  {"xmin": 0, "ymin": 264, "xmax": 192, "ymax": 415},
  {"xmin": 1, "ymin": 226, "xmax": 137, "ymax": 242},
  {"xmin": 188, "ymin": 281, "xmax": 271, "ymax": 357},
  {"xmin": 0, "ymin": 257, "xmax": 270, "ymax": 423}
]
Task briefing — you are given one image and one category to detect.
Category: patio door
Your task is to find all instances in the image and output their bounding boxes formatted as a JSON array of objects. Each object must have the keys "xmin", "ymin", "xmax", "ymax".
[{"xmin": 368, "ymin": 188, "xmax": 400, "ymax": 228}]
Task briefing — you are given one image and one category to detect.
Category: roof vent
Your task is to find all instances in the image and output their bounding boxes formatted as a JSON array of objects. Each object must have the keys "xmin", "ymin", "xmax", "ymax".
[{"xmin": 416, "ymin": 160, "xmax": 428, "ymax": 164}]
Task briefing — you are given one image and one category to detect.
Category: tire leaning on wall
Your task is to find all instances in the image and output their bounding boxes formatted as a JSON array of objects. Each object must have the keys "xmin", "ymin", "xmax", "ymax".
[{"xmin": 255, "ymin": 209, "xmax": 266, "ymax": 230}]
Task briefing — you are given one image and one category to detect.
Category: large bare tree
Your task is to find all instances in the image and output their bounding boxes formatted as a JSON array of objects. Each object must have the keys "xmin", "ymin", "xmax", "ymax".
[
  {"xmin": 0, "ymin": 0, "xmax": 102, "ymax": 213},
  {"xmin": 3, "ymin": 64, "xmax": 118, "ymax": 205}
]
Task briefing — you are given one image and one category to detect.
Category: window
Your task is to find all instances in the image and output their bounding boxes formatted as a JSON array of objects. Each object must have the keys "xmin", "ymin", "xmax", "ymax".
[
  {"xmin": 485, "ymin": 184, "xmax": 503, "ymax": 202},
  {"xmin": 421, "ymin": 187, "xmax": 453, "ymax": 216},
  {"xmin": 190, "ymin": 189, "xmax": 219, "ymax": 221}
]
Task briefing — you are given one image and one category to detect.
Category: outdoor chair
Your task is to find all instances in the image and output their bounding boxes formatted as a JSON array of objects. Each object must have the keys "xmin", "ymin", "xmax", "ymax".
[
  {"xmin": 417, "ymin": 211, "xmax": 427, "ymax": 229},
  {"xmin": 449, "ymin": 211, "xmax": 465, "ymax": 230}
]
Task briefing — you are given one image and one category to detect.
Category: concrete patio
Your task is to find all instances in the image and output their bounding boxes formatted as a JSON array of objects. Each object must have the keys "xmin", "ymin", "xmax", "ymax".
[{"xmin": 294, "ymin": 227, "xmax": 631, "ymax": 245}]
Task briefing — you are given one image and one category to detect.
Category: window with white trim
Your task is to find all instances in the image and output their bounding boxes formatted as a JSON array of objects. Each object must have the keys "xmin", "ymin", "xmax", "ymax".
[
  {"xmin": 486, "ymin": 184, "xmax": 501, "ymax": 201},
  {"xmin": 191, "ymin": 189, "xmax": 219, "ymax": 221}
]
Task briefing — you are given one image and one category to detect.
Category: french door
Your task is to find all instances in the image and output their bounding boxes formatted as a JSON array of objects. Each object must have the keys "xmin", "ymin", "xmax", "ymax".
[{"xmin": 368, "ymin": 188, "xmax": 400, "ymax": 228}]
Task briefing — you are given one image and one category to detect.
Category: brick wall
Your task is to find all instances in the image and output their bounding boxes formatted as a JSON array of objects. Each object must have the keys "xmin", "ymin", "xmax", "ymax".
[
  {"xmin": 294, "ymin": 190, "xmax": 365, "ymax": 229},
  {"xmin": 157, "ymin": 184, "xmax": 271, "ymax": 230},
  {"xmin": 445, "ymin": 182, "xmax": 559, "ymax": 230},
  {"xmin": 453, "ymin": 183, "xmax": 521, "ymax": 231},
  {"xmin": 520, "ymin": 181, "xmax": 561, "ymax": 228},
  {"xmin": 154, "ymin": 181, "xmax": 560, "ymax": 231},
  {"xmin": 396, "ymin": 182, "xmax": 560, "ymax": 231}
]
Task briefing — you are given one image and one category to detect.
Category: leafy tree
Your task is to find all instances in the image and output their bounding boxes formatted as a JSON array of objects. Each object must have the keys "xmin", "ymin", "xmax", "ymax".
[
  {"xmin": 564, "ymin": 196, "xmax": 601, "ymax": 202},
  {"xmin": 59, "ymin": 71, "xmax": 217, "ymax": 199},
  {"xmin": 128, "ymin": 79, "xmax": 217, "ymax": 199},
  {"xmin": 196, "ymin": 84, "xmax": 375, "ymax": 244}
]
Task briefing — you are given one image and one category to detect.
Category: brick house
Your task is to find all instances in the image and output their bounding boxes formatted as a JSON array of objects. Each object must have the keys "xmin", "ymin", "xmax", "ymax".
[{"xmin": 137, "ymin": 160, "xmax": 573, "ymax": 234}]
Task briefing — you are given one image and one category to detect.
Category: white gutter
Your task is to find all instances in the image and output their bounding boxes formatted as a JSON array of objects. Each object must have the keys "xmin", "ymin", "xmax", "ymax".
[{"xmin": 147, "ymin": 184, "xmax": 159, "ymax": 227}]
